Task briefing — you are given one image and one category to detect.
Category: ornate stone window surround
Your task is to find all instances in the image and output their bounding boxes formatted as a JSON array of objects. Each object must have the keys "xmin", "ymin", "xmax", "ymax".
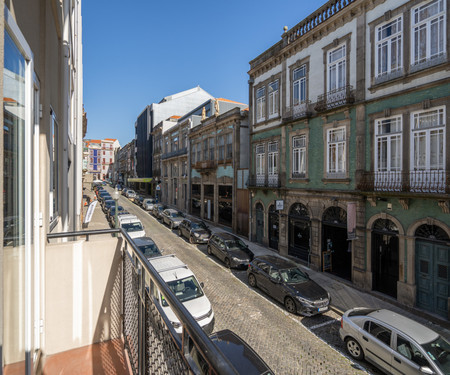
[
  {"xmin": 322, "ymin": 119, "xmax": 351, "ymax": 182},
  {"xmin": 253, "ymin": 72, "xmax": 283, "ymax": 126},
  {"xmin": 289, "ymin": 127, "xmax": 310, "ymax": 182}
]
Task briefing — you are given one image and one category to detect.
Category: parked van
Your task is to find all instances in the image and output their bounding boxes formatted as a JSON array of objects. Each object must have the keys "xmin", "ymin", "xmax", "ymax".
[
  {"xmin": 118, "ymin": 214, "xmax": 145, "ymax": 239},
  {"xmin": 148, "ymin": 255, "xmax": 214, "ymax": 335}
]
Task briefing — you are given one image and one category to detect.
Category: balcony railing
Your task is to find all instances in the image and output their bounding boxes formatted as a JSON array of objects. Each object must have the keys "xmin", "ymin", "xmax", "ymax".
[
  {"xmin": 248, "ymin": 175, "xmax": 281, "ymax": 188},
  {"xmin": 283, "ymin": 101, "xmax": 312, "ymax": 121},
  {"xmin": 315, "ymin": 85, "xmax": 355, "ymax": 112},
  {"xmin": 161, "ymin": 147, "xmax": 187, "ymax": 160},
  {"xmin": 193, "ymin": 160, "xmax": 217, "ymax": 170},
  {"xmin": 358, "ymin": 170, "xmax": 449, "ymax": 194},
  {"xmin": 46, "ymin": 228, "xmax": 239, "ymax": 375}
]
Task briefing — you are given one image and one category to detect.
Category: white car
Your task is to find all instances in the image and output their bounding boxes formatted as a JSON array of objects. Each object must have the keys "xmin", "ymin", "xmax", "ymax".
[
  {"xmin": 126, "ymin": 189, "xmax": 136, "ymax": 199},
  {"xmin": 118, "ymin": 214, "xmax": 145, "ymax": 239},
  {"xmin": 143, "ymin": 198, "xmax": 156, "ymax": 211},
  {"xmin": 148, "ymin": 255, "xmax": 214, "ymax": 335}
]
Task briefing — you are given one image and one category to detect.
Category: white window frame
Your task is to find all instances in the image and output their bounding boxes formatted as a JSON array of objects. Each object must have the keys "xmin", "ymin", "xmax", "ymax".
[
  {"xmin": 376, "ymin": 16, "xmax": 403, "ymax": 77},
  {"xmin": 292, "ymin": 135, "xmax": 307, "ymax": 177},
  {"xmin": 293, "ymin": 65, "xmax": 307, "ymax": 105},
  {"xmin": 410, "ymin": 107, "xmax": 445, "ymax": 171},
  {"xmin": 268, "ymin": 80, "xmax": 279, "ymax": 118},
  {"xmin": 256, "ymin": 87, "xmax": 266, "ymax": 122},
  {"xmin": 327, "ymin": 127, "xmax": 346, "ymax": 177},
  {"xmin": 375, "ymin": 116, "xmax": 403, "ymax": 172},
  {"xmin": 327, "ymin": 44, "xmax": 346, "ymax": 92},
  {"xmin": 268, "ymin": 142, "xmax": 278, "ymax": 176},
  {"xmin": 255, "ymin": 144, "xmax": 265, "ymax": 176},
  {"xmin": 411, "ymin": 0, "xmax": 446, "ymax": 65}
]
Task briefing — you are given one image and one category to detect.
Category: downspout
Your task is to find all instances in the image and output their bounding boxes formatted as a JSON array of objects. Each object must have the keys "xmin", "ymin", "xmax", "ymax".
[{"xmin": 62, "ymin": 0, "xmax": 70, "ymax": 231}]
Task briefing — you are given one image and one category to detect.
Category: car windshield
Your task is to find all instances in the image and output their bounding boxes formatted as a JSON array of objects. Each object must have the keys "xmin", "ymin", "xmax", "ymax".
[
  {"xmin": 162, "ymin": 276, "xmax": 204, "ymax": 306},
  {"xmin": 225, "ymin": 239, "xmax": 247, "ymax": 251},
  {"xmin": 170, "ymin": 212, "xmax": 181, "ymax": 218},
  {"xmin": 191, "ymin": 222, "xmax": 207, "ymax": 230},
  {"xmin": 422, "ymin": 336, "xmax": 450, "ymax": 373},
  {"xmin": 279, "ymin": 267, "xmax": 309, "ymax": 284},
  {"xmin": 122, "ymin": 222, "xmax": 143, "ymax": 232},
  {"xmin": 138, "ymin": 243, "xmax": 160, "ymax": 258}
]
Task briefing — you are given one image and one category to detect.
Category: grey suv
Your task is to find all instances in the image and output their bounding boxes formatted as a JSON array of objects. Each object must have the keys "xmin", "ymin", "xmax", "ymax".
[
  {"xmin": 178, "ymin": 218, "xmax": 211, "ymax": 244},
  {"xmin": 207, "ymin": 232, "xmax": 253, "ymax": 269}
]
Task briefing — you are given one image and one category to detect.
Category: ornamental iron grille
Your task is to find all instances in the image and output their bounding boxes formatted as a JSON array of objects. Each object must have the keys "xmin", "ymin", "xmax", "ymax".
[
  {"xmin": 289, "ymin": 203, "xmax": 310, "ymax": 219},
  {"xmin": 372, "ymin": 219, "xmax": 399, "ymax": 234},
  {"xmin": 322, "ymin": 206, "xmax": 347, "ymax": 225},
  {"xmin": 415, "ymin": 224, "xmax": 449, "ymax": 241}
]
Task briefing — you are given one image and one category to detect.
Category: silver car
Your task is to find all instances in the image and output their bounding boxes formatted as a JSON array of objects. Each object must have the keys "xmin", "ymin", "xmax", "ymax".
[
  {"xmin": 160, "ymin": 209, "xmax": 184, "ymax": 229},
  {"xmin": 340, "ymin": 308, "xmax": 450, "ymax": 375}
]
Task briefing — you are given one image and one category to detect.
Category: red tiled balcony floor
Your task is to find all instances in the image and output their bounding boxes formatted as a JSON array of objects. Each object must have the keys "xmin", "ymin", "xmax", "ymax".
[{"xmin": 42, "ymin": 339, "xmax": 131, "ymax": 375}]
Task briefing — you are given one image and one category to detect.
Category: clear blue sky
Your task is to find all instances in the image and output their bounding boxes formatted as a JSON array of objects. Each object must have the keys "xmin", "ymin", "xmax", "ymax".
[{"xmin": 83, "ymin": 0, "xmax": 328, "ymax": 147}]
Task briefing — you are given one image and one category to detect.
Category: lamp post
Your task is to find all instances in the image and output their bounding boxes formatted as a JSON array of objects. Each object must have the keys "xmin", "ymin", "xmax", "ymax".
[{"xmin": 112, "ymin": 188, "xmax": 120, "ymax": 235}]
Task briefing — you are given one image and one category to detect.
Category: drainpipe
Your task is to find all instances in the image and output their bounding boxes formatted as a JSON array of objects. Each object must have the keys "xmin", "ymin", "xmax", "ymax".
[{"xmin": 62, "ymin": 0, "xmax": 70, "ymax": 231}]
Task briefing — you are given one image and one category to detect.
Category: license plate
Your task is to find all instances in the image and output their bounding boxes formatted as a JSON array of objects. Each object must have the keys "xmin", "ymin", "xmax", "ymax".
[{"xmin": 318, "ymin": 307, "xmax": 328, "ymax": 312}]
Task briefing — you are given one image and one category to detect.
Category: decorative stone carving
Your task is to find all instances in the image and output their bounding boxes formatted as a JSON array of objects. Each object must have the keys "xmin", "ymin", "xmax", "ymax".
[
  {"xmin": 399, "ymin": 198, "xmax": 409, "ymax": 210},
  {"xmin": 438, "ymin": 200, "xmax": 450, "ymax": 214}
]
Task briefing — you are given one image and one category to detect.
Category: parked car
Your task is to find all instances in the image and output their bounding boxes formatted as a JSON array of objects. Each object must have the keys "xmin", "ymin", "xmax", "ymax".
[
  {"xmin": 143, "ymin": 198, "xmax": 156, "ymax": 211},
  {"xmin": 247, "ymin": 255, "xmax": 330, "ymax": 316},
  {"xmin": 160, "ymin": 209, "xmax": 184, "ymax": 229},
  {"xmin": 340, "ymin": 308, "xmax": 450, "ymax": 375},
  {"xmin": 148, "ymin": 255, "xmax": 214, "ymax": 335},
  {"xmin": 187, "ymin": 329, "xmax": 274, "ymax": 375},
  {"xmin": 152, "ymin": 203, "xmax": 167, "ymax": 221},
  {"xmin": 118, "ymin": 214, "xmax": 145, "ymax": 239},
  {"xmin": 110, "ymin": 210, "xmax": 130, "ymax": 227},
  {"xmin": 134, "ymin": 237, "xmax": 162, "ymax": 259},
  {"xmin": 207, "ymin": 232, "xmax": 254, "ymax": 269},
  {"xmin": 97, "ymin": 192, "xmax": 111, "ymax": 204},
  {"xmin": 178, "ymin": 218, "xmax": 211, "ymax": 244},
  {"xmin": 107, "ymin": 205, "xmax": 124, "ymax": 223},
  {"xmin": 121, "ymin": 188, "xmax": 129, "ymax": 196},
  {"xmin": 102, "ymin": 199, "xmax": 116, "ymax": 213},
  {"xmin": 126, "ymin": 189, "xmax": 136, "ymax": 199}
]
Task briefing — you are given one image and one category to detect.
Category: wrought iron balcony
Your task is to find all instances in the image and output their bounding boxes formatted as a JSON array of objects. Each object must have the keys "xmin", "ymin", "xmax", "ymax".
[
  {"xmin": 315, "ymin": 85, "xmax": 355, "ymax": 112},
  {"xmin": 248, "ymin": 174, "xmax": 281, "ymax": 188},
  {"xmin": 357, "ymin": 170, "xmax": 449, "ymax": 194},
  {"xmin": 283, "ymin": 101, "xmax": 312, "ymax": 121},
  {"xmin": 45, "ymin": 228, "xmax": 239, "ymax": 375},
  {"xmin": 161, "ymin": 147, "xmax": 187, "ymax": 160},
  {"xmin": 193, "ymin": 160, "xmax": 217, "ymax": 170}
]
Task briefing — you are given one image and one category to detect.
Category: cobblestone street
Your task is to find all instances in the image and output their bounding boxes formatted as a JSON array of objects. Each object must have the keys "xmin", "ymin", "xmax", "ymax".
[{"xmin": 119, "ymin": 196, "xmax": 380, "ymax": 375}]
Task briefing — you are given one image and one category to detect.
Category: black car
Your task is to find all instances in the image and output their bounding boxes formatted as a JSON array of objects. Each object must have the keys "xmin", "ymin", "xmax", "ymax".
[
  {"xmin": 178, "ymin": 218, "xmax": 211, "ymax": 244},
  {"xmin": 102, "ymin": 199, "xmax": 116, "ymax": 212},
  {"xmin": 207, "ymin": 232, "xmax": 254, "ymax": 269},
  {"xmin": 247, "ymin": 255, "xmax": 330, "ymax": 316},
  {"xmin": 133, "ymin": 237, "xmax": 162, "ymax": 259},
  {"xmin": 187, "ymin": 329, "xmax": 273, "ymax": 375},
  {"xmin": 107, "ymin": 205, "xmax": 124, "ymax": 223}
]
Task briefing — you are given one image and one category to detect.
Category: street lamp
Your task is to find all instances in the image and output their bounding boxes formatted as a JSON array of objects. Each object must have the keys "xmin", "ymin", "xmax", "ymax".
[{"xmin": 112, "ymin": 188, "xmax": 120, "ymax": 234}]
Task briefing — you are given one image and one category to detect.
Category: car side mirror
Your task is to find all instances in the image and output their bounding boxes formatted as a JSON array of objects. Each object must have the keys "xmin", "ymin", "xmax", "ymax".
[
  {"xmin": 419, "ymin": 367, "xmax": 435, "ymax": 375},
  {"xmin": 200, "ymin": 282, "xmax": 204, "ymax": 288}
]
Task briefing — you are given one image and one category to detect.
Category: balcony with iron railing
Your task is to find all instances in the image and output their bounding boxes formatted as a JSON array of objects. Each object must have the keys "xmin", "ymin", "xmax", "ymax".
[
  {"xmin": 42, "ymin": 228, "xmax": 240, "ymax": 375},
  {"xmin": 315, "ymin": 85, "xmax": 355, "ymax": 112},
  {"xmin": 161, "ymin": 147, "xmax": 187, "ymax": 160},
  {"xmin": 283, "ymin": 101, "xmax": 312, "ymax": 122},
  {"xmin": 192, "ymin": 160, "xmax": 217, "ymax": 171},
  {"xmin": 248, "ymin": 174, "xmax": 281, "ymax": 189},
  {"xmin": 357, "ymin": 170, "xmax": 449, "ymax": 194}
]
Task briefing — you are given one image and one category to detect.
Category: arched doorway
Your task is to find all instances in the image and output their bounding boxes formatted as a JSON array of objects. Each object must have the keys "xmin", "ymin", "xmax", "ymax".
[
  {"xmin": 255, "ymin": 203, "xmax": 264, "ymax": 245},
  {"xmin": 372, "ymin": 219, "xmax": 399, "ymax": 298},
  {"xmin": 268, "ymin": 205, "xmax": 279, "ymax": 250},
  {"xmin": 288, "ymin": 203, "xmax": 310, "ymax": 262},
  {"xmin": 322, "ymin": 206, "xmax": 351, "ymax": 280},
  {"xmin": 415, "ymin": 224, "xmax": 450, "ymax": 319}
]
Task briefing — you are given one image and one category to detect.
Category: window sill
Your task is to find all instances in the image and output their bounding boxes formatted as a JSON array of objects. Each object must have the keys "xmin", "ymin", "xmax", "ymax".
[
  {"xmin": 322, "ymin": 177, "xmax": 351, "ymax": 184},
  {"xmin": 289, "ymin": 177, "xmax": 309, "ymax": 184}
]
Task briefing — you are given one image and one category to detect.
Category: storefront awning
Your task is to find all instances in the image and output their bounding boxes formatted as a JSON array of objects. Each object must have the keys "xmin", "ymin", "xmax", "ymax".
[{"xmin": 128, "ymin": 178, "xmax": 153, "ymax": 183}]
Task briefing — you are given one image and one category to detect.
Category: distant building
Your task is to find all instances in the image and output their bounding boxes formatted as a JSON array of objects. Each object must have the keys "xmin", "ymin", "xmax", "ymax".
[
  {"xmin": 84, "ymin": 138, "xmax": 120, "ymax": 180},
  {"xmin": 133, "ymin": 86, "xmax": 214, "ymax": 195},
  {"xmin": 115, "ymin": 140, "xmax": 136, "ymax": 185}
]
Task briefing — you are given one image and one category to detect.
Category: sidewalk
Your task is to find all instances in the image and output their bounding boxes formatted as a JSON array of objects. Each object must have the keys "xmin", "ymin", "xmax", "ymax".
[{"xmin": 204, "ymin": 219, "xmax": 450, "ymax": 341}]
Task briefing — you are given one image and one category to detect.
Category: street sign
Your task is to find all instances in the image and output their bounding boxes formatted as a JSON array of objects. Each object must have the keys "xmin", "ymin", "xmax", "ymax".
[{"xmin": 276, "ymin": 200, "xmax": 284, "ymax": 210}]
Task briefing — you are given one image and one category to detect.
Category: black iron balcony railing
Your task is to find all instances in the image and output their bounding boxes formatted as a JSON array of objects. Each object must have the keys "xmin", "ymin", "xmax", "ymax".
[
  {"xmin": 283, "ymin": 101, "xmax": 312, "ymax": 121},
  {"xmin": 248, "ymin": 175, "xmax": 281, "ymax": 188},
  {"xmin": 47, "ymin": 228, "xmax": 239, "ymax": 375},
  {"xmin": 315, "ymin": 85, "xmax": 355, "ymax": 112},
  {"xmin": 357, "ymin": 170, "xmax": 449, "ymax": 194},
  {"xmin": 161, "ymin": 147, "xmax": 187, "ymax": 160}
]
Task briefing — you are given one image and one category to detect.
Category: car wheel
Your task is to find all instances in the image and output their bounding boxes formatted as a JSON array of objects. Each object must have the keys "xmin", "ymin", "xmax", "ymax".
[
  {"xmin": 224, "ymin": 258, "xmax": 231, "ymax": 268},
  {"xmin": 248, "ymin": 273, "xmax": 257, "ymax": 288},
  {"xmin": 189, "ymin": 236, "xmax": 195, "ymax": 244},
  {"xmin": 207, "ymin": 245, "xmax": 212, "ymax": 255},
  {"xmin": 345, "ymin": 337, "xmax": 364, "ymax": 360},
  {"xmin": 284, "ymin": 297, "xmax": 296, "ymax": 314}
]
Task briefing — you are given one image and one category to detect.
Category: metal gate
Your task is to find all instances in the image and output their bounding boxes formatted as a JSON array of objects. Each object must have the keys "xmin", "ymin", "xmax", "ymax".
[
  {"xmin": 256, "ymin": 203, "xmax": 264, "ymax": 245},
  {"xmin": 268, "ymin": 205, "xmax": 279, "ymax": 251},
  {"xmin": 416, "ymin": 240, "xmax": 450, "ymax": 319}
]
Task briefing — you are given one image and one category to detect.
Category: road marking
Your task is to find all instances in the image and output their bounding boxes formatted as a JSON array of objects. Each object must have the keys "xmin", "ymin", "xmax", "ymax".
[{"xmin": 309, "ymin": 320, "xmax": 337, "ymax": 330}]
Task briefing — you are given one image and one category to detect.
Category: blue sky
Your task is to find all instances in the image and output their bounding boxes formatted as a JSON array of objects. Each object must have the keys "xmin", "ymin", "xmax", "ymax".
[{"xmin": 83, "ymin": 0, "xmax": 328, "ymax": 147}]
